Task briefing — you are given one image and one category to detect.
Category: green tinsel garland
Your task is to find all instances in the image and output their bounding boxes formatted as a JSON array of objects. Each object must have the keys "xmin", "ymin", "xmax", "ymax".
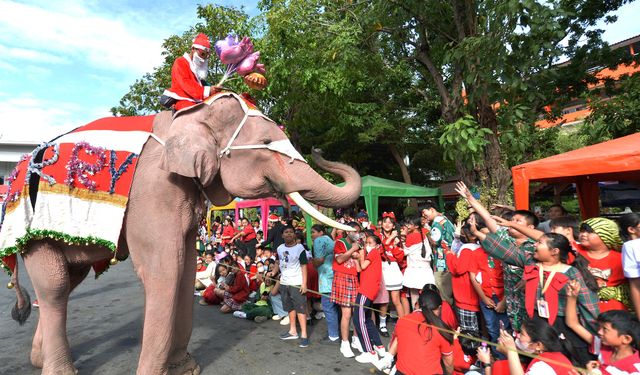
[{"xmin": 1, "ymin": 229, "xmax": 117, "ymax": 276}]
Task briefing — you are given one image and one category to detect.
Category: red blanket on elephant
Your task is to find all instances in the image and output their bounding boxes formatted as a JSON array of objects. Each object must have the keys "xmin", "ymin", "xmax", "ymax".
[{"xmin": 0, "ymin": 116, "xmax": 155, "ymax": 276}]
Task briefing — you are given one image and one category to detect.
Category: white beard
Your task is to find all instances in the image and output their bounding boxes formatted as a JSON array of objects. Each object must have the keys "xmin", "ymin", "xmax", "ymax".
[{"xmin": 192, "ymin": 54, "xmax": 209, "ymax": 81}]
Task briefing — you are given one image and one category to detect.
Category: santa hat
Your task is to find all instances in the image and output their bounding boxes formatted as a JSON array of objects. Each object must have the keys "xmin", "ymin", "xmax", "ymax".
[
  {"xmin": 192, "ymin": 33, "xmax": 211, "ymax": 51},
  {"xmin": 268, "ymin": 213, "xmax": 280, "ymax": 222}
]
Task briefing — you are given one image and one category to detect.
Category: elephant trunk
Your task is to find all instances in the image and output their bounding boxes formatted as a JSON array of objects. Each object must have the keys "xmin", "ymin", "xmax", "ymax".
[{"xmin": 286, "ymin": 148, "xmax": 361, "ymax": 209}]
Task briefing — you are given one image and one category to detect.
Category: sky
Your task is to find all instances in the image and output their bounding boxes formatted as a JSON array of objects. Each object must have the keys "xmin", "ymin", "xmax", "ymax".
[{"xmin": 0, "ymin": 0, "xmax": 639, "ymax": 143}]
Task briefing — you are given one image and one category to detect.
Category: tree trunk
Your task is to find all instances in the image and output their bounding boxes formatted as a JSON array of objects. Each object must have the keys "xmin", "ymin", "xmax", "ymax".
[
  {"xmin": 388, "ymin": 144, "xmax": 412, "ymax": 184},
  {"xmin": 477, "ymin": 103, "xmax": 512, "ymax": 202},
  {"xmin": 388, "ymin": 144, "xmax": 418, "ymax": 209}
]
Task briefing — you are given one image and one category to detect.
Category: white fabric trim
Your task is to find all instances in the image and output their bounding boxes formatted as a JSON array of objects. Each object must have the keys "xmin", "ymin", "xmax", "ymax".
[
  {"xmin": 162, "ymin": 89, "xmax": 197, "ymax": 103},
  {"xmin": 0, "ymin": 194, "xmax": 33, "ymax": 250},
  {"xmin": 203, "ymin": 86, "xmax": 211, "ymax": 98},
  {"xmin": 192, "ymin": 44, "xmax": 210, "ymax": 51},
  {"xmin": 55, "ymin": 130, "xmax": 152, "ymax": 154},
  {"xmin": 525, "ymin": 360, "xmax": 556, "ymax": 374},
  {"xmin": 30, "ymin": 191, "xmax": 126, "ymax": 244}
]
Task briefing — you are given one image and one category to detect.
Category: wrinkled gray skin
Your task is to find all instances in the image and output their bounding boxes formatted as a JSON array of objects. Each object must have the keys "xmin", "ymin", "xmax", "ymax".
[{"xmin": 13, "ymin": 96, "xmax": 361, "ymax": 375}]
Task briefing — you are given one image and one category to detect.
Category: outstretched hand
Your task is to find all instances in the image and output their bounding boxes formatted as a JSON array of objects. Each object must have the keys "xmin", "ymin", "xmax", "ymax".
[
  {"xmin": 492, "ymin": 215, "xmax": 512, "ymax": 228},
  {"xmin": 455, "ymin": 181, "xmax": 473, "ymax": 201},
  {"xmin": 454, "ymin": 220, "xmax": 463, "ymax": 237},
  {"xmin": 498, "ymin": 329, "xmax": 516, "ymax": 352}
]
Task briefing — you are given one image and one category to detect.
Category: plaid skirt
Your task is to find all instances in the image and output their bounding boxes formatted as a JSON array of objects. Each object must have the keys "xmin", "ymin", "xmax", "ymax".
[
  {"xmin": 223, "ymin": 291, "xmax": 244, "ymax": 311},
  {"xmin": 331, "ymin": 272, "xmax": 359, "ymax": 307}
]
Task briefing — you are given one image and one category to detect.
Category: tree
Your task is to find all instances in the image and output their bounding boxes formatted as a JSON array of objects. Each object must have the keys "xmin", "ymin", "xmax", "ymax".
[
  {"xmin": 580, "ymin": 71, "xmax": 640, "ymax": 143},
  {"xmin": 111, "ymin": 5, "xmax": 257, "ymax": 116},
  {"xmin": 364, "ymin": 0, "xmax": 631, "ymax": 200},
  {"xmin": 258, "ymin": 0, "xmax": 454, "ymax": 185}
]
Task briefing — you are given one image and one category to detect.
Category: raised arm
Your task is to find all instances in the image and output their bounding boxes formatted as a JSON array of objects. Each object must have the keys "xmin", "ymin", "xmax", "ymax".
[
  {"xmin": 493, "ymin": 215, "xmax": 544, "ymax": 241},
  {"xmin": 564, "ymin": 279, "xmax": 594, "ymax": 344},
  {"xmin": 455, "ymin": 181, "xmax": 499, "ymax": 233}
]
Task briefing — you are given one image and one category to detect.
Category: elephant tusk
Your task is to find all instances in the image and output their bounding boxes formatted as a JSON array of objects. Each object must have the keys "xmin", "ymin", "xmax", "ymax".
[{"xmin": 287, "ymin": 192, "xmax": 355, "ymax": 232}]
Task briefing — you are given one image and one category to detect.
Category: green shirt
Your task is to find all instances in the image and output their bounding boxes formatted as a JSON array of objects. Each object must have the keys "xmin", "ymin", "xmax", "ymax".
[{"xmin": 431, "ymin": 215, "xmax": 455, "ymax": 272}]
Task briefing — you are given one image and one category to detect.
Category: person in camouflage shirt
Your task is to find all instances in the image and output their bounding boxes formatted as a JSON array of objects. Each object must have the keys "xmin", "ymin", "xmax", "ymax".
[{"xmin": 454, "ymin": 182, "xmax": 539, "ymax": 332}]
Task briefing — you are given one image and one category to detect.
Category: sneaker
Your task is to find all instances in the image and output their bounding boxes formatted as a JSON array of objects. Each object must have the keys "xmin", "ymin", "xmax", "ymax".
[
  {"xmin": 271, "ymin": 314, "xmax": 283, "ymax": 321},
  {"xmin": 320, "ymin": 336, "xmax": 340, "ymax": 345},
  {"xmin": 254, "ymin": 316, "xmax": 268, "ymax": 323},
  {"xmin": 198, "ymin": 299, "xmax": 208, "ymax": 306},
  {"xmin": 355, "ymin": 351, "xmax": 379, "ymax": 364},
  {"xmin": 375, "ymin": 353, "xmax": 395, "ymax": 372},
  {"xmin": 299, "ymin": 337, "xmax": 310, "ymax": 348},
  {"xmin": 351, "ymin": 336, "xmax": 363, "ymax": 353},
  {"xmin": 233, "ymin": 311, "xmax": 247, "ymax": 319},
  {"xmin": 32, "ymin": 299, "xmax": 39, "ymax": 308},
  {"xmin": 279, "ymin": 331, "xmax": 299, "ymax": 340},
  {"xmin": 279, "ymin": 316, "xmax": 290, "ymax": 326},
  {"xmin": 315, "ymin": 311, "xmax": 325, "ymax": 320},
  {"xmin": 340, "ymin": 341, "xmax": 355, "ymax": 358},
  {"xmin": 374, "ymin": 345, "xmax": 387, "ymax": 357}
]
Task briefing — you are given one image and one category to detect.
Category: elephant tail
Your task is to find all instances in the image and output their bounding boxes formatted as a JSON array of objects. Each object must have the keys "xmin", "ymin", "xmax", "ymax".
[{"xmin": 10, "ymin": 261, "xmax": 31, "ymax": 325}]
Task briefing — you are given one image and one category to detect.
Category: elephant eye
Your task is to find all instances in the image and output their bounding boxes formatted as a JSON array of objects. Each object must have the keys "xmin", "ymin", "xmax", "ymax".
[{"xmin": 262, "ymin": 138, "xmax": 272, "ymax": 145}]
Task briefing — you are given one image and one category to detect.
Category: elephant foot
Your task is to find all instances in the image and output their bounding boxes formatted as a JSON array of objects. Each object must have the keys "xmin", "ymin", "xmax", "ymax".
[
  {"xmin": 42, "ymin": 364, "xmax": 78, "ymax": 375},
  {"xmin": 168, "ymin": 353, "xmax": 200, "ymax": 375},
  {"xmin": 30, "ymin": 348, "xmax": 43, "ymax": 368}
]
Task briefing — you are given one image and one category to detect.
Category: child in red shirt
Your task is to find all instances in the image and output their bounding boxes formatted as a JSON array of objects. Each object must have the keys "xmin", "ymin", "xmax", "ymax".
[
  {"xmin": 445, "ymin": 224, "xmax": 481, "ymax": 333},
  {"xmin": 382, "ymin": 287, "xmax": 454, "ymax": 375},
  {"xmin": 352, "ymin": 234, "xmax": 385, "ymax": 365}
]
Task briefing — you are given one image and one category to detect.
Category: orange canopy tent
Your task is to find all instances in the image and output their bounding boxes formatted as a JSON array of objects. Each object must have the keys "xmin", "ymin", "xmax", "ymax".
[{"xmin": 512, "ymin": 132, "xmax": 640, "ymax": 219}]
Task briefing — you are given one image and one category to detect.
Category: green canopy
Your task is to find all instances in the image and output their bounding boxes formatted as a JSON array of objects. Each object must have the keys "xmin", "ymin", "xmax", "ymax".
[{"xmin": 339, "ymin": 175, "xmax": 443, "ymax": 222}]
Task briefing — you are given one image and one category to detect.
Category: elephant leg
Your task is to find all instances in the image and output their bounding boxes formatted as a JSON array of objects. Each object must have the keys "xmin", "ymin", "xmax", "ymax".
[
  {"xmin": 30, "ymin": 262, "xmax": 91, "ymax": 369},
  {"xmin": 128, "ymin": 238, "xmax": 186, "ymax": 375},
  {"xmin": 168, "ymin": 235, "xmax": 200, "ymax": 375},
  {"xmin": 31, "ymin": 318, "xmax": 43, "ymax": 368},
  {"xmin": 31, "ymin": 265, "xmax": 90, "ymax": 369},
  {"xmin": 23, "ymin": 241, "xmax": 77, "ymax": 375}
]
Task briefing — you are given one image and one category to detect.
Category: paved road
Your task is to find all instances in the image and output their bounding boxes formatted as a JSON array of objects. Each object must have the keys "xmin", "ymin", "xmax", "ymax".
[{"xmin": 0, "ymin": 259, "xmax": 389, "ymax": 374}]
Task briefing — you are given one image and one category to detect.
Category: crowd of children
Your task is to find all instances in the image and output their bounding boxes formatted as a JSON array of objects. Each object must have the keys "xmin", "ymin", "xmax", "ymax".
[{"xmin": 192, "ymin": 191, "xmax": 640, "ymax": 375}]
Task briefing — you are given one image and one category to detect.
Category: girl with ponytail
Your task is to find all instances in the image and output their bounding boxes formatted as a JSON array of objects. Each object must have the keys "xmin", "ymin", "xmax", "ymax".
[
  {"xmin": 401, "ymin": 216, "xmax": 435, "ymax": 310},
  {"xmin": 384, "ymin": 287, "xmax": 454, "ymax": 375}
]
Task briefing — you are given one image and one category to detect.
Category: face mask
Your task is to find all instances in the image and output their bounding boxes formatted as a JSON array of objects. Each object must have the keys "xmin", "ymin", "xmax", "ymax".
[
  {"xmin": 362, "ymin": 221, "xmax": 369, "ymax": 229},
  {"xmin": 193, "ymin": 52, "xmax": 206, "ymax": 64},
  {"xmin": 365, "ymin": 246, "xmax": 374, "ymax": 253},
  {"xmin": 348, "ymin": 233, "xmax": 359, "ymax": 242},
  {"xmin": 515, "ymin": 338, "xmax": 535, "ymax": 353},
  {"xmin": 257, "ymin": 266, "xmax": 264, "ymax": 273}
]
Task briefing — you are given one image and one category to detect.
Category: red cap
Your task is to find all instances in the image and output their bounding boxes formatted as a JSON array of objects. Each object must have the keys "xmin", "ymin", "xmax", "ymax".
[
  {"xmin": 192, "ymin": 33, "xmax": 211, "ymax": 50},
  {"xmin": 268, "ymin": 213, "xmax": 280, "ymax": 222}
]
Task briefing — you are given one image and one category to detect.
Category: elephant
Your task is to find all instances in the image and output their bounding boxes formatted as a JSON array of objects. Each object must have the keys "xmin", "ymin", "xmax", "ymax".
[{"xmin": 6, "ymin": 92, "xmax": 361, "ymax": 374}]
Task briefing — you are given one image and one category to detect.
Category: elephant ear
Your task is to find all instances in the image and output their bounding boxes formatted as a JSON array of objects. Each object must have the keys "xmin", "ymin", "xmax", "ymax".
[{"xmin": 160, "ymin": 106, "xmax": 219, "ymax": 187}]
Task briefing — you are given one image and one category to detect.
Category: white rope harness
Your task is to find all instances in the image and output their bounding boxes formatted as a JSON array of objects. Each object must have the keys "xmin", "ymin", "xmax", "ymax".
[
  {"xmin": 150, "ymin": 92, "xmax": 307, "ymax": 204},
  {"xmin": 206, "ymin": 92, "xmax": 306, "ymax": 164}
]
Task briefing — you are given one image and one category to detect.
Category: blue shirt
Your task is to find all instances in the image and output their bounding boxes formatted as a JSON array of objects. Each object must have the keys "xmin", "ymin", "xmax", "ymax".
[{"xmin": 313, "ymin": 235, "xmax": 335, "ymax": 294}]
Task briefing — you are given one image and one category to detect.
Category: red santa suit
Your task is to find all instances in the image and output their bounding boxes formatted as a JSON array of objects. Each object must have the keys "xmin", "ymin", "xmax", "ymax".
[
  {"xmin": 163, "ymin": 53, "xmax": 212, "ymax": 110},
  {"xmin": 162, "ymin": 33, "xmax": 213, "ymax": 111}
]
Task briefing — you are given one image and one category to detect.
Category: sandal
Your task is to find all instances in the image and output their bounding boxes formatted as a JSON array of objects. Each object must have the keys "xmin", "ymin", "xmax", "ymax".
[{"xmin": 379, "ymin": 326, "xmax": 389, "ymax": 337}]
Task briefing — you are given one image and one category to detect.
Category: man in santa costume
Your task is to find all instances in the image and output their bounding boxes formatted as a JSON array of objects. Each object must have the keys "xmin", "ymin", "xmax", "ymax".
[{"xmin": 162, "ymin": 33, "xmax": 220, "ymax": 111}]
